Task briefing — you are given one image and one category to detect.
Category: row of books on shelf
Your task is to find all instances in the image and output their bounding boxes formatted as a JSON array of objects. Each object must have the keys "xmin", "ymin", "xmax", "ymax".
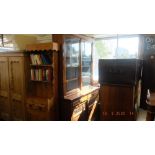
[
  {"xmin": 30, "ymin": 53, "xmax": 51, "ymax": 65},
  {"xmin": 31, "ymin": 69, "xmax": 51, "ymax": 81}
]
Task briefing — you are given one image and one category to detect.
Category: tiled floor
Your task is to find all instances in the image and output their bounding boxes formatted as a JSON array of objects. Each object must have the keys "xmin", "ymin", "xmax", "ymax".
[{"xmin": 136, "ymin": 108, "xmax": 147, "ymax": 121}]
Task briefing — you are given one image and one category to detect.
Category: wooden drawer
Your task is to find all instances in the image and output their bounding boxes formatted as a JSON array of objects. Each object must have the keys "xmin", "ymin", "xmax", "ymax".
[
  {"xmin": 27, "ymin": 101, "xmax": 47, "ymax": 112},
  {"xmin": 80, "ymin": 95, "xmax": 88, "ymax": 102},
  {"xmin": 71, "ymin": 101, "xmax": 87, "ymax": 121},
  {"xmin": 88, "ymin": 92, "xmax": 99, "ymax": 108},
  {"xmin": 27, "ymin": 97, "xmax": 53, "ymax": 112},
  {"xmin": 26, "ymin": 97, "xmax": 55, "ymax": 121},
  {"xmin": 88, "ymin": 90, "xmax": 99, "ymax": 101},
  {"xmin": 72, "ymin": 99, "xmax": 81, "ymax": 107},
  {"xmin": 88, "ymin": 101, "xmax": 98, "ymax": 121}
]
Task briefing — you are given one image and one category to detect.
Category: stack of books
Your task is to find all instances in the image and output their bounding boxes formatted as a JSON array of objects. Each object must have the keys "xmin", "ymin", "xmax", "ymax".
[
  {"xmin": 31, "ymin": 69, "xmax": 51, "ymax": 81},
  {"xmin": 30, "ymin": 53, "xmax": 51, "ymax": 65}
]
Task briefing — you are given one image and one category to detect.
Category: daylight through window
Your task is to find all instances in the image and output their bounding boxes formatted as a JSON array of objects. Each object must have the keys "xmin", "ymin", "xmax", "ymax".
[{"xmin": 93, "ymin": 34, "xmax": 140, "ymax": 81}]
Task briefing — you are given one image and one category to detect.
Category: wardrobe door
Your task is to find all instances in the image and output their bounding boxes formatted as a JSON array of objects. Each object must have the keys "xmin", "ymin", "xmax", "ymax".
[
  {"xmin": 0, "ymin": 57, "xmax": 10, "ymax": 120},
  {"xmin": 9, "ymin": 57, "xmax": 25, "ymax": 120}
]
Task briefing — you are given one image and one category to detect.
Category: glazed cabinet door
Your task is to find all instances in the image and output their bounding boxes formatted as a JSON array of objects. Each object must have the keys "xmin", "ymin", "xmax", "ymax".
[
  {"xmin": 9, "ymin": 57, "xmax": 25, "ymax": 120},
  {"xmin": 81, "ymin": 41, "xmax": 92, "ymax": 86},
  {"xmin": 0, "ymin": 57, "xmax": 10, "ymax": 120},
  {"xmin": 64, "ymin": 38, "xmax": 80, "ymax": 93}
]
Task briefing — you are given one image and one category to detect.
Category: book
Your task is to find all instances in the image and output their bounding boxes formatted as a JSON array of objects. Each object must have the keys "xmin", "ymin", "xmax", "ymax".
[
  {"xmin": 30, "ymin": 52, "xmax": 52, "ymax": 65},
  {"xmin": 31, "ymin": 69, "xmax": 35, "ymax": 80},
  {"xmin": 30, "ymin": 68, "xmax": 51, "ymax": 82},
  {"xmin": 40, "ymin": 53, "xmax": 47, "ymax": 64},
  {"xmin": 30, "ymin": 54, "xmax": 34, "ymax": 64},
  {"xmin": 38, "ymin": 69, "xmax": 42, "ymax": 81}
]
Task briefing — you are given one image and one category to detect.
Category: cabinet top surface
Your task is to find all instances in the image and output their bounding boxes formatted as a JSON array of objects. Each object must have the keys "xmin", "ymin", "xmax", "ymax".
[
  {"xmin": 64, "ymin": 86, "xmax": 99, "ymax": 101},
  {"xmin": 0, "ymin": 50, "xmax": 26, "ymax": 56},
  {"xmin": 25, "ymin": 42, "xmax": 59, "ymax": 52}
]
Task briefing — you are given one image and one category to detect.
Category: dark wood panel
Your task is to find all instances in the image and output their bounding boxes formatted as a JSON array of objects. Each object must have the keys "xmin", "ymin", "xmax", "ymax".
[{"xmin": 99, "ymin": 84, "xmax": 137, "ymax": 121}]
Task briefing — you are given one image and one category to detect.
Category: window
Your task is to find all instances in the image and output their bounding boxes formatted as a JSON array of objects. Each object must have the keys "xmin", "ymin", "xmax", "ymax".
[
  {"xmin": 93, "ymin": 34, "xmax": 140, "ymax": 81},
  {"xmin": 0, "ymin": 34, "xmax": 14, "ymax": 52}
]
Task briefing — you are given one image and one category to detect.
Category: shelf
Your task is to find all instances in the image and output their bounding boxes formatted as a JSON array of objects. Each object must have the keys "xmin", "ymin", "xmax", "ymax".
[
  {"xmin": 82, "ymin": 66, "xmax": 91, "ymax": 68},
  {"xmin": 66, "ymin": 56, "xmax": 79, "ymax": 58},
  {"xmin": 82, "ymin": 75, "xmax": 91, "ymax": 77},
  {"xmin": 66, "ymin": 78, "xmax": 78, "ymax": 82},
  {"xmin": 30, "ymin": 80, "xmax": 51, "ymax": 83},
  {"xmin": 66, "ymin": 65, "xmax": 79, "ymax": 68},
  {"xmin": 30, "ymin": 64, "xmax": 53, "ymax": 67}
]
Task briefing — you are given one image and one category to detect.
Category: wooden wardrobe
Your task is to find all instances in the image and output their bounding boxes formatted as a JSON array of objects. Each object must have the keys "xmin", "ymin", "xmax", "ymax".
[{"xmin": 0, "ymin": 51, "xmax": 27, "ymax": 120}]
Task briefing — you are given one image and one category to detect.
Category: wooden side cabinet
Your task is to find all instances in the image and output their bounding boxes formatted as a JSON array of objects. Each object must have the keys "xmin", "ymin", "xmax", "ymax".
[{"xmin": 0, "ymin": 51, "xmax": 27, "ymax": 121}]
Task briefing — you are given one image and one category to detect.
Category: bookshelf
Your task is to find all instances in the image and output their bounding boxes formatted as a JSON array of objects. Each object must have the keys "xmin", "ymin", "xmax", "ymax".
[{"xmin": 25, "ymin": 42, "xmax": 59, "ymax": 120}]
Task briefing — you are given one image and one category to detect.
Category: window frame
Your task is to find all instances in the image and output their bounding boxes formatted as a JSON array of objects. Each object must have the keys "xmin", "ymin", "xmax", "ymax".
[{"xmin": 93, "ymin": 34, "xmax": 140, "ymax": 84}]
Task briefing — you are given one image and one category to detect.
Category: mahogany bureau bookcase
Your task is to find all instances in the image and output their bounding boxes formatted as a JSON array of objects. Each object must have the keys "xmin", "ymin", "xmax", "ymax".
[{"xmin": 53, "ymin": 34, "xmax": 99, "ymax": 121}]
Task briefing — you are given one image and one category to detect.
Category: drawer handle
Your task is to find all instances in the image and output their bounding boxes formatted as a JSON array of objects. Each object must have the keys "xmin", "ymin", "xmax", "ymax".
[{"xmin": 28, "ymin": 103, "xmax": 46, "ymax": 111}]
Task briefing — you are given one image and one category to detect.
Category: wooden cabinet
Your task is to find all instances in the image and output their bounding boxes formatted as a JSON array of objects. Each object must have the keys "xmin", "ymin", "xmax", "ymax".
[
  {"xmin": 25, "ymin": 42, "xmax": 59, "ymax": 121},
  {"xmin": 98, "ymin": 58, "xmax": 142, "ymax": 121},
  {"xmin": 53, "ymin": 34, "xmax": 99, "ymax": 121},
  {"xmin": 0, "ymin": 52, "xmax": 26, "ymax": 120},
  {"xmin": 99, "ymin": 83, "xmax": 140, "ymax": 121}
]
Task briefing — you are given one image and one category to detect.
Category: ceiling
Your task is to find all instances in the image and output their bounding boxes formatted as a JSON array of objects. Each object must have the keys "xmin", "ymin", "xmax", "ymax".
[
  {"xmin": 83, "ymin": 34, "xmax": 117, "ymax": 39},
  {"xmin": 83, "ymin": 34, "xmax": 139, "ymax": 39}
]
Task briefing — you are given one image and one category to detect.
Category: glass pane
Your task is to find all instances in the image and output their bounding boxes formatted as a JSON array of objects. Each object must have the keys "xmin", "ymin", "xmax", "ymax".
[
  {"xmin": 65, "ymin": 38, "xmax": 79, "ymax": 67},
  {"xmin": 65, "ymin": 39, "xmax": 72, "ymax": 67},
  {"xmin": 82, "ymin": 42, "xmax": 92, "ymax": 86},
  {"xmin": 117, "ymin": 37, "xmax": 139, "ymax": 59},
  {"xmin": 65, "ymin": 38, "xmax": 80, "ymax": 91},
  {"xmin": 66, "ymin": 67, "xmax": 79, "ymax": 80},
  {"xmin": 71, "ymin": 41, "xmax": 79, "ymax": 66},
  {"xmin": 95, "ymin": 39, "xmax": 117, "ymax": 59},
  {"xmin": 67, "ymin": 80, "xmax": 78, "ymax": 91}
]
